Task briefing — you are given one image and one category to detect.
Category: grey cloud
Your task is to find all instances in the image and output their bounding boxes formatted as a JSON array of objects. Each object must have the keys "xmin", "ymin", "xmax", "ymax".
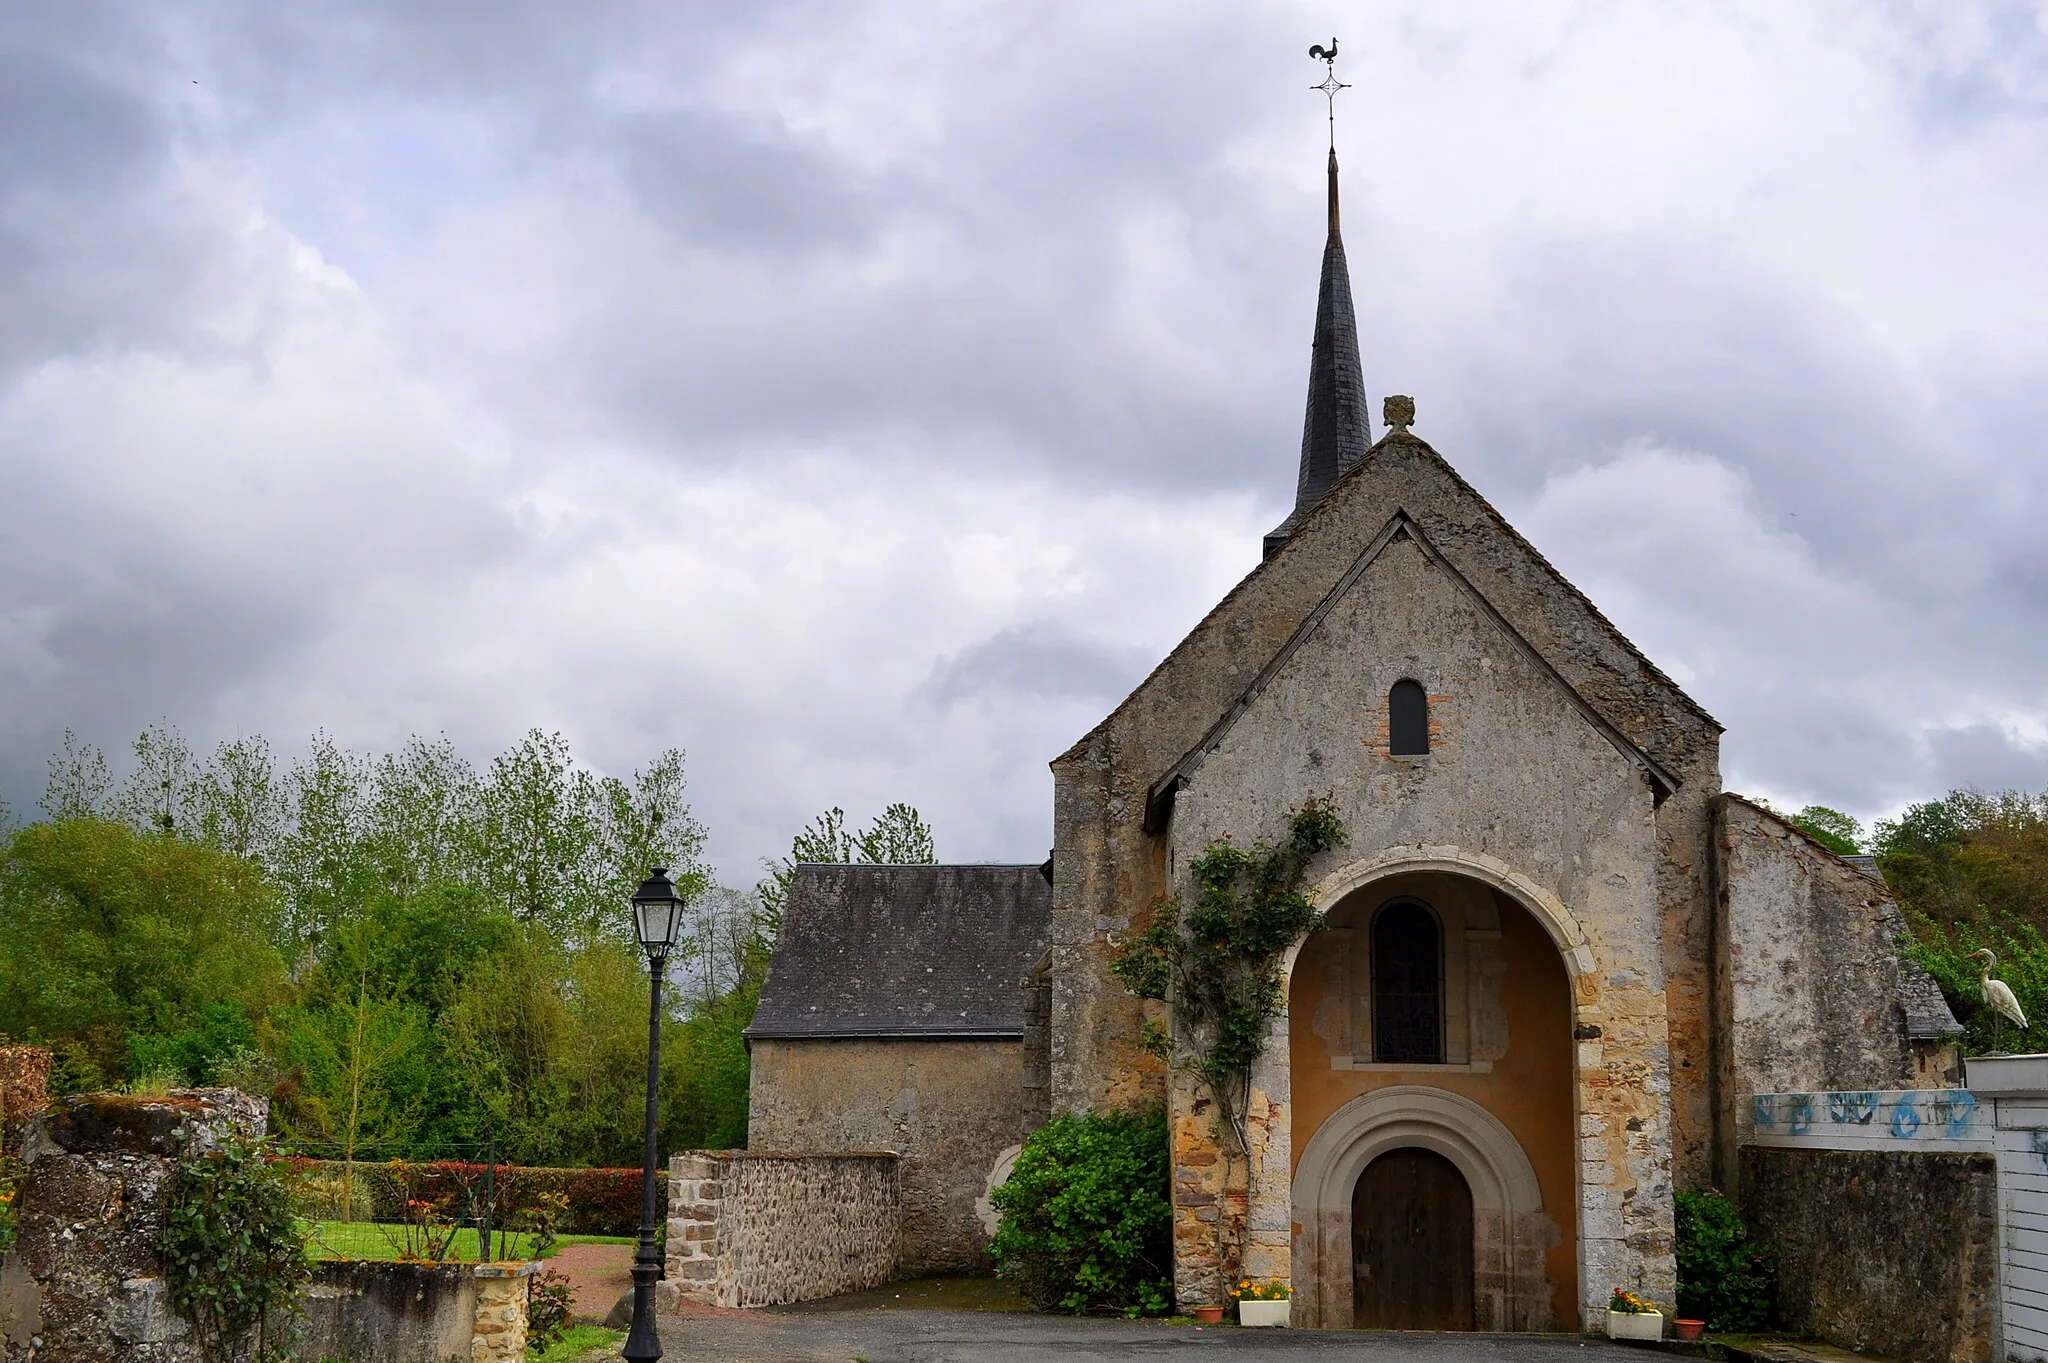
[
  {"xmin": 924, "ymin": 620, "xmax": 1154, "ymax": 710},
  {"xmin": 0, "ymin": 37, "xmax": 209, "ymax": 376},
  {"xmin": 1926, "ymin": 726, "xmax": 2048, "ymax": 800},
  {"xmin": 616, "ymin": 108, "xmax": 894, "ymax": 253},
  {"xmin": 3, "ymin": 2, "xmax": 2047, "ymax": 876}
]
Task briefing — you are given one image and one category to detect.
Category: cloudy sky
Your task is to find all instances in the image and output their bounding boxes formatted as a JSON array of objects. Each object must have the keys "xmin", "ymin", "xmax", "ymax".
[{"xmin": 3, "ymin": 1, "xmax": 2045, "ymax": 878}]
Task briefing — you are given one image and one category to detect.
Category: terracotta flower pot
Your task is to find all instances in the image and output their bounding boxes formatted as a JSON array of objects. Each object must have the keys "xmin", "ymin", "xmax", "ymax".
[
  {"xmin": 1192, "ymin": 1305, "xmax": 1226, "ymax": 1324},
  {"xmin": 1674, "ymin": 1318, "xmax": 1706, "ymax": 1342}
]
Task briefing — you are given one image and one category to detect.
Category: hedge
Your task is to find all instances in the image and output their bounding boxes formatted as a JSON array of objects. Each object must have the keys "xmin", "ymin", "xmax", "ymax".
[{"xmin": 286, "ymin": 1158, "xmax": 662, "ymax": 1236}]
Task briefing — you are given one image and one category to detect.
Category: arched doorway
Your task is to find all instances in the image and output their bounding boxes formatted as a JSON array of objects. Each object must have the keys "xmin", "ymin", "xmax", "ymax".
[
  {"xmin": 1353, "ymin": 1147, "xmax": 1474, "ymax": 1329},
  {"xmin": 1284, "ymin": 867, "xmax": 1577, "ymax": 1330}
]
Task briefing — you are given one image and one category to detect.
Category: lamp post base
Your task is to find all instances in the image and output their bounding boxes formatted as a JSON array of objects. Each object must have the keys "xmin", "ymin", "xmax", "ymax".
[{"xmin": 622, "ymin": 1253, "xmax": 663, "ymax": 1361}]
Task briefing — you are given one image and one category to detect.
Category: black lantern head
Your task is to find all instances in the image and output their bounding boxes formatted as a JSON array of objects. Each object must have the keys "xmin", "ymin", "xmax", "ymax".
[{"xmin": 631, "ymin": 867, "xmax": 684, "ymax": 961}]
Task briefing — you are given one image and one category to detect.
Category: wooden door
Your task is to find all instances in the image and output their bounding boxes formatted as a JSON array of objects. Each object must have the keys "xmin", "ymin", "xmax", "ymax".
[{"xmin": 1352, "ymin": 1147, "xmax": 1474, "ymax": 1330}]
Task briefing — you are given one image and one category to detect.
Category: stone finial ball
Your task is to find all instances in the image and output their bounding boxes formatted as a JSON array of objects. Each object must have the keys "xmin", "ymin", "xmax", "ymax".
[{"xmin": 1384, "ymin": 395, "xmax": 1415, "ymax": 429}]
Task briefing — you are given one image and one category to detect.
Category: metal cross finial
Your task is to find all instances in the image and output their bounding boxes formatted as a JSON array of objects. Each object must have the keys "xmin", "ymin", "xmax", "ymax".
[{"xmin": 1309, "ymin": 38, "xmax": 1348, "ymax": 149}]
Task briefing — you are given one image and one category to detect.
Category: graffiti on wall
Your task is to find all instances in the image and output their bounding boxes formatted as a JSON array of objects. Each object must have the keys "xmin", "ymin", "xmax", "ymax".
[{"xmin": 1749, "ymin": 1090, "xmax": 1980, "ymax": 1143}]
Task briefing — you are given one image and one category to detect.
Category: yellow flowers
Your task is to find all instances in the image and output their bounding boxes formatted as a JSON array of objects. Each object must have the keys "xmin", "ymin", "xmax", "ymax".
[
  {"xmin": 1230, "ymin": 1278, "xmax": 1291, "ymax": 1302},
  {"xmin": 1608, "ymin": 1288, "xmax": 1656, "ymax": 1315}
]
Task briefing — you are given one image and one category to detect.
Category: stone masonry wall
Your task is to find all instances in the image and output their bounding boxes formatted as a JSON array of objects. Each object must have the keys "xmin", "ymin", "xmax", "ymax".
[
  {"xmin": 1740, "ymin": 1146, "xmax": 1997, "ymax": 1363},
  {"xmin": 747, "ymin": 1039, "xmax": 1034, "ymax": 1271},
  {"xmin": 1153, "ymin": 521, "xmax": 1680, "ymax": 1320},
  {"xmin": 3, "ymin": 1088, "xmax": 265, "ymax": 1363},
  {"xmin": 1047, "ymin": 429, "xmax": 1718, "ymax": 1320},
  {"xmin": 1715, "ymin": 796, "xmax": 1958, "ymax": 1188},
  {"xmin": 666, "ymin": 1151, "xmax": 898, "ymax": 1308}
]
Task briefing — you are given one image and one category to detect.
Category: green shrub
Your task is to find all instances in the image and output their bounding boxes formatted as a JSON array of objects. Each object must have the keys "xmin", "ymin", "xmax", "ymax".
[
  {"xmin": 987, "ymin": 1108, "xmax": 1173, "ymax": 1316},
  {"xmin": 1674, "ymin": 1188, "xmax": 1773, "ymax": 1329},
  {"xmin": 525, "ymin": 1267, "xmax": 575, "ymax": 1352},
  {"xmin": 159, "ymin": 1133, "xmax": 314, "ymax": 1362}
]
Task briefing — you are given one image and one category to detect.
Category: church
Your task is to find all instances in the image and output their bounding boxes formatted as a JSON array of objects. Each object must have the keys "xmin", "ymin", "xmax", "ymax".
[{"xmin": 742, "ymin": 137, "xmax": 1960, "ymax": 1332}]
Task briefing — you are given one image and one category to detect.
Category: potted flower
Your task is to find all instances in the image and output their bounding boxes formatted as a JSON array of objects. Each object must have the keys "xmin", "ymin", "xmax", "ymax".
[
  {"xmin": 1606, "ymin": 1288, "xmax": 1663, "ymax": 1341},
  {"xmin": 1232, "ymin": 1278, "xmax": 1291, "ymax": 1328}
]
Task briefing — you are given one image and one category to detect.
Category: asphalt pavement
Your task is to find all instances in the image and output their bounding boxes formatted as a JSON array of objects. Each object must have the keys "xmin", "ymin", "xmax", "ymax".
[{"xmin": 654, "ymin": 1308, "xmax": 1649, "ymax": 1362}]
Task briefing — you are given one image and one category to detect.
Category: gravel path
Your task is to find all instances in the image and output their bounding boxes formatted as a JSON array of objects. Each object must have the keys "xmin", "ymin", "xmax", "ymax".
[{"xmin": 547, "ymin": 1242, "xmax": 635, "ymax": 1322}]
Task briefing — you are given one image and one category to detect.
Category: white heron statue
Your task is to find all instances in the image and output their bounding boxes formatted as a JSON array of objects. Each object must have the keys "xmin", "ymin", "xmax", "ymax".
[{"xmin": 1973, "ymin": 948, "xmax": 2028, "ymax": 1054}]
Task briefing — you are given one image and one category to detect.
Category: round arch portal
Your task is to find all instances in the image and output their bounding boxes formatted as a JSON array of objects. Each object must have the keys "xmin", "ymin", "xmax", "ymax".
[
  {"xmin": 1291, "ymin": 1087, "xmax": 1555, "ymax": 1331},
  {"xmin": 1284, "ymin": 846, "xmax": 1598, "ymax": 989}
]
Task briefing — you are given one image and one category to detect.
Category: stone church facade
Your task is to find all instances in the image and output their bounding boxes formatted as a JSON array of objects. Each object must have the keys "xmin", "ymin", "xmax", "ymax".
[{"xmin": 746, "ymin": 149, "xmax": 1959, "ymax": 1331}]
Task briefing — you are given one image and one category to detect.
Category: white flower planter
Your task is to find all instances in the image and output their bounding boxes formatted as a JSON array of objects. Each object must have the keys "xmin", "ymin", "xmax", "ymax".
[
  {"xmin": 1606, "ymin": 1310, "xmax": 1663, "ymax": 1341},
  {"xmin": 1238, "ymin": 1299, "xmax": 1290, "ymax": 1328}
]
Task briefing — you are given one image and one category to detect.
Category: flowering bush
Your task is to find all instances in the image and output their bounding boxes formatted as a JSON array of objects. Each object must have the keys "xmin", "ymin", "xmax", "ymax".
[
  {"xmin": 1230, "ymin": 1279, "xmax": 1290, "ymax": 1302},
  {"xmin": 1608, "ymin": 1288, "xmax": 1657, "ymax": 1315}
]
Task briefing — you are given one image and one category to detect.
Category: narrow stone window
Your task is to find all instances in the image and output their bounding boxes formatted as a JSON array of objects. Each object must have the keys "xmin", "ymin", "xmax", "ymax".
[
  {"xmin": 1372, "ymin": 900, "xmax": 1442, "ymax": 1064},
  {"xmin": 1389, "ymin": 679, "xmax": 1429, "ymax": 756}
]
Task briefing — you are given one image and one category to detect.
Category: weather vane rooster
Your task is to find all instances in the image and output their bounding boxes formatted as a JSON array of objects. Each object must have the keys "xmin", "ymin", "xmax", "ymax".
[{"xmin": 1309, "ymin": 38, "xmax": 1349, "ymax": 148}]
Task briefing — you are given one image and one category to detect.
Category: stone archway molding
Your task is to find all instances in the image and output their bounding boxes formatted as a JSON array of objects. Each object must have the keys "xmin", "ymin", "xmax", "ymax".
[
  {"xmin": 1290, "ymin": 1085, "xmax": 1558, "ymax": 1331},
  {"xmin": 1296, "ymin": 845, "xmax": 1596, "ymax": 979}
]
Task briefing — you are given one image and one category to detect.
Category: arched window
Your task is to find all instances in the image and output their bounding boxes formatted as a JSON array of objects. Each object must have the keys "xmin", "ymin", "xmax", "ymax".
[
  {"xmin": 1389, "ymin": 679, "xmax": 1429, "ymax": 756},
  {"xmin": 1372, "ymin": 901, "xmax": 1442, "ymax": 1064}
]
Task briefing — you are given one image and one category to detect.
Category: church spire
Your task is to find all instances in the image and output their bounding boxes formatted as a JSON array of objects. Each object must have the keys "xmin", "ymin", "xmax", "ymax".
[{"xmin": 1266, "ymin": 41, "xmax": 1371, "ymax": 560}]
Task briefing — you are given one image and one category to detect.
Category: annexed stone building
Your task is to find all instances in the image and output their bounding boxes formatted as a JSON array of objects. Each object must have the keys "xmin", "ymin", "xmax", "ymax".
[
  {"xmin": 744, "ymin": 865, "xmax": 1050, "ymax": 1272},
  {"xmin": 746, "ymin": 145, "xmax": 1960, "ymax": 1330}
]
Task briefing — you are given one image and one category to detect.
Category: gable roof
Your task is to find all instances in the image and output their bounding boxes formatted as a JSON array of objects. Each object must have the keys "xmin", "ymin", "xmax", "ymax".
[
  {"xmin": 1144, "ymin": 510, "xmax": 1682, "ymax": 831},
  {"xmin": 1061, "ymin": 429, "xmax": 1719, "ymax": 796},
  {"xmin": 745, "ymin": 864, "xmax": 1051, "ymax": 1040}
]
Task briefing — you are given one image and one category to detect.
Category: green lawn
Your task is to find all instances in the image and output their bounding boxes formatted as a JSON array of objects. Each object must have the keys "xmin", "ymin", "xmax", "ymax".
[
  {"xmin": 309, "ymin": 1221, "xmax": 633, "ymax": 1262},
  {"xmin": 533, "ymin": 1325, "xmax": 623, "ymax": 1362}
]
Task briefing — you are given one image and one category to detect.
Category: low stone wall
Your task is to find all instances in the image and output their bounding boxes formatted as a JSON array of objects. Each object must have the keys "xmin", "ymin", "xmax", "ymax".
[
  {"xmin": 1, "ymin": 1086, "xmax": 535, "ymax": 1363},
  {"xmin": 1739, "ymin": 1145, "xmax": 1997, "ymax": 1363},
  {"xmin": 4, "ymin": 1087, "xmax": 266, "ymax": 1361},
  {"xmin": 297, "ymin": 1260, "xmax": 536, "ymax": 1363},
  {"xmin": 666, "ymin": 1151, "xmax": 899, "ymax": 1307}
]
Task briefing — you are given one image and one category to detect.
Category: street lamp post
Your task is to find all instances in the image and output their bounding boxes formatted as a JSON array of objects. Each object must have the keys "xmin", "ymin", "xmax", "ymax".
[{"xmin": 624, "ymin": 867, "xmax": 684, "ymax": 1362}]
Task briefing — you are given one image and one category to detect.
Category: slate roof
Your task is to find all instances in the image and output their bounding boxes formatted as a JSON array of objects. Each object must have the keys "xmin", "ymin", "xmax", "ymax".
[
  {"xmin": 1901, "ymin": 959, "xmax": 1965, "ymax": 1039},
  {"xmin": 1265, "ymin": 149, "xmax": 1369, "ymax": 559},
  {"xmin": 744, "ymin": 864, "xmax": 1052, "ymax": 1040}
]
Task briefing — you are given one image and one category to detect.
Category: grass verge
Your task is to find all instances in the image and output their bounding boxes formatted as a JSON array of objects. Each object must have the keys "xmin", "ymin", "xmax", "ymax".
[
  {"xmin": 308, "ymin": 1221, "xmax": 633, "ymax": 1261},
  {"xmin": 534, "ymin": 1324, "xmax": 624, "ymax": 1361}
]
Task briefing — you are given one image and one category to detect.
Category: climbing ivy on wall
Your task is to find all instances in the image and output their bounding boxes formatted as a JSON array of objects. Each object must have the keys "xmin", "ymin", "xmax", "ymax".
[{"xmin": 1110, "ymin": 801, "xmax": 1346, "ymax": 1158}]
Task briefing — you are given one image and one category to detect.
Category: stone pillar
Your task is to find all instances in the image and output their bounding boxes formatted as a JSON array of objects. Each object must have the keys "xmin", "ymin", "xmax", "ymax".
[
  {"xmin": 665, "ymin": 1151, "xmax": 730, "ymax": 1306},
  {"xmin": 7, "ymin": 1088, "xmax": 265, "ymax": 1363},
  {"xmin": 471, "ymin": 1262, "xmax": 538, "ymax": 1363}
]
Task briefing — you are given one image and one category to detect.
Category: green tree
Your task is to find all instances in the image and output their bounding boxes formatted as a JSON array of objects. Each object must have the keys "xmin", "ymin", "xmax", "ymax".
[
  {"xmin": 0, "ymin": 818, "xmax": 286, "ymax": 1090},
  {"xmin": 1787, "ymin": 805, "xmax": 1862, "ymax": 856},
  {"xmin": 757, "ymin": 802, "xmax": 937, "ymax": 934},
  {"xmin": 361, "ymin": 735, "xmax": 481, "ymax": 903},
  {"xmin": 1879, "ymin": 789, "xmax": 2048, "ymax": 1055},
  {"xmin": 277, "ymin": 913, "xmax": 433, "ymax": 1209},
  {"xmin": 857, "ymin": 802, "xmax": 935, "ymax": 864},
  {"xmin": 195, "ymin": 736, "xmax": 285, "ymax": 865},
  {"xmin": 272, "ymin": 734, "xmax": 377, "ymax": 946},
  {"xmin": 41, "ymin": 730, "xmax": 111, "ymax": 821}
]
